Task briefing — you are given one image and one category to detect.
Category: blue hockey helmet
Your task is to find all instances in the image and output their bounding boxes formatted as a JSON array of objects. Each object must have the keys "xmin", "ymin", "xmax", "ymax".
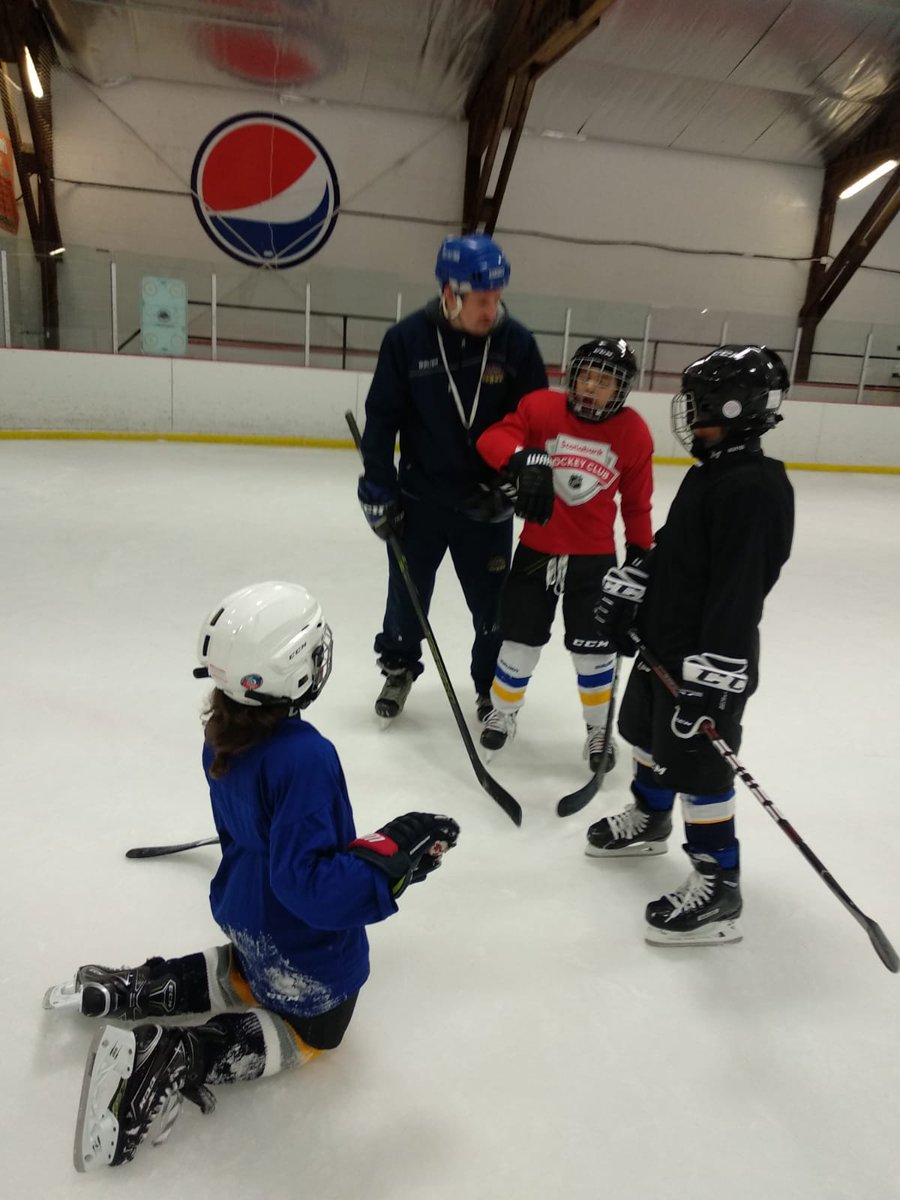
[{"xmin": 435, "ymin": 234, "xmax": 511, "ymax": 293}]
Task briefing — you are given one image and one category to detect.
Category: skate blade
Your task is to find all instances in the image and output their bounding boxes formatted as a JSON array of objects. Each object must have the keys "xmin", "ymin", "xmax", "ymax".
[
  {"xmin": 74, "ymin": 1025, "xmax": 135, "ymax": 1172},
  {"xmin": 377, "ymin": 715, "xmax": 397, "ymax": 730},
  {"xmin": 584, "ymin": 841, "xmax": 668, "ymax": 858},
  {"xmin": 43, "ymin": 980, "xmax": 82, "ymax": 1012},
  {"xmin": 645, "ymin": 919, "xmax": 742, "ymax": 946}
]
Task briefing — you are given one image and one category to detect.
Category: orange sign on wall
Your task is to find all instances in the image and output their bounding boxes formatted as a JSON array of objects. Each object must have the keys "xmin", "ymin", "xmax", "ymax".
[{"xmin": 0, "ymin": 134, "xmax": 20, "ymax": 235}]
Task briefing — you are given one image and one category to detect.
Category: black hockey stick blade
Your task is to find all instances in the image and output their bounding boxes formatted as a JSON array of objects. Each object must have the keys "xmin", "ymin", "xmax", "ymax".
[
  {"xmin": 470, "ymin": 753, "xmax": 522, "ymax": 826},
  {"xmin": 556, "ymin": 771, "xmax": 600, "ymax": 818},
  {"xmin": 557, "ymin": 657, "xmax": 621, "ymax": 817},
  {"xmin": 126, "ymin": 836, "xmax": 220, "ymax": 859},
  {"xmin": 863, "ymin": 919, "xmax": 900, "ymax": 973},
  {"xmin": 346, "ymin": 409, "xmax": 522, "ymax": 827}
]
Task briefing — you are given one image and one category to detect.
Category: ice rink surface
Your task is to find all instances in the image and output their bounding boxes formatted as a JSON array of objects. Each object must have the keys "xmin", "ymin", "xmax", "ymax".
[{"xmin": 2, "ymin": 438, "xmax": 899, "ymax": 1199}]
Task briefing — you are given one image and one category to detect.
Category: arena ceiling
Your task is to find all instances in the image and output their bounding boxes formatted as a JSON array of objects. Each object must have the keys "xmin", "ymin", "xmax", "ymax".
[{"xmin": 28, "ymin": 0, "xmax": 900, "ymax": 170}]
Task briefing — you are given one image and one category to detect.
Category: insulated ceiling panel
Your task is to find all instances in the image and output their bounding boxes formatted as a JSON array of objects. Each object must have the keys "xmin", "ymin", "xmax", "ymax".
[{"xmin": 34, "ymin": 0, "xmax": 900, "ymax": 166}]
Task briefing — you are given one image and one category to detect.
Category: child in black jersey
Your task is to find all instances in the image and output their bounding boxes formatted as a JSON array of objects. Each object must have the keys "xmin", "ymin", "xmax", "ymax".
[{"xmin": 586, "ymin": 346, "xmax": 794, "ymax": 947}]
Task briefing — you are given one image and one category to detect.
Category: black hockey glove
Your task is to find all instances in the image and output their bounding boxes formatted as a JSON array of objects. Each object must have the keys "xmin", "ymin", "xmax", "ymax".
[
  {"xmin": 593, "ymin": 551, "xmax": 652, "ymax": 656},
  {"xmin": 357, "ymin": 477, "xmax": 403, "ymax": 541},
  {"xmin": 505, "ymin": 448, "xmax": 554, "ymax": 525},
  {"xmin": 461, "ymin": 478, "xmax": 516, "ymax": 522},
  {"xmin": 349, "ymin": 812, "xmax": 460, "ymax": 899},
  {"xmin": 671, "ymin": 653, "xmax": 749, "ymax": 739}
]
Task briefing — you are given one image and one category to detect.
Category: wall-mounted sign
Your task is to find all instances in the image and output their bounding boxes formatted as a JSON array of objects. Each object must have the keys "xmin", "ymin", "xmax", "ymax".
[
  {"xmin": 190, "ymin": 113, "xmax": 340, "ymax": 269},
  {"xmin": 0, "ymin": 134, "xmax": 19, "ymax": 235},
  {"xmin": 141, "ymin": 276, "xmax": 188, "ymax": 356}
]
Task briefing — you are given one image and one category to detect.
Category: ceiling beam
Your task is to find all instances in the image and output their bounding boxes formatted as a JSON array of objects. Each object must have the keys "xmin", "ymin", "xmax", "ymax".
[
  {"xmin": 0, "ymin": 0, "xmax": 62, "ymax": 348},
  {"xmin": 825, "ymin": 95, "xmax": 900, "ymax": 198},
  {"xmin": 802, "ymin": 162, "xmax": 900, "ymax": 318},
  {"xmin": 463, "ymin": 0, "xmax": 617, "ymax": 234},
  {"xmin": 794, "ymin": 101, "xmax": 900, "ymax": 380}
]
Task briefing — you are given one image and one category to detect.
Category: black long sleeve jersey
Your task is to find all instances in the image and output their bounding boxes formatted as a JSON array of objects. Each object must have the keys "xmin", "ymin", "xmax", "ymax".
[
  {"xmin": 360, "ymin": 298, "xmax": 548, "ymax": 510},
  {"xmin": 638, "ymin": 443, "xmax": 794, "ymax": 689}
]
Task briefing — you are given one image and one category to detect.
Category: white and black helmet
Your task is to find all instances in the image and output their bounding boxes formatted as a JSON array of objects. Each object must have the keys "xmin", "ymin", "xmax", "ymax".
[
  {"xmin": 194, "ymin": 581, "xmax": 333, "ymax": 709},
  {"xmin": 566, "ymin": 337, "xmax": 637, "ymax": 422}
]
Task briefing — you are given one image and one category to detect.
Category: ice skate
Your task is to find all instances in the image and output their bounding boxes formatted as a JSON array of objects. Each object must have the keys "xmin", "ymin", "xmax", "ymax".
[
  {"xmin": 645, "ymin": 849, "xmax": 742, "ymax": 946},
  {"xmin": 476, "ymin": 692, "xmax": 493, "ymax": 723},
  {"xmin": 583, "ymin": 723, "xmax": 618, "ymax": 774},
  {"xmin": 74, "ymin": 1022, "xmax": 214, "ymax": 1171},
  {"xmin": 585, "ymin": 790, "xmax": 672, "ymax": 857},
  {"xmin": 44, "ymin": 959, "xmax": 178, "ymax": 1020},
  {"xmin": 374, "ymin": 668, "xmax": 414, "ymax": 722},
  {"xmin": 479, "ymin": 708, "xmax": 517, "ymax": 759}
]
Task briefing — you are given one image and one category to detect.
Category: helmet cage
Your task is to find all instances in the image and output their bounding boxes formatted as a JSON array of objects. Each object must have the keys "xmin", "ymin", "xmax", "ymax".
[
  {"xmin": 302, "ymin": 623, "xmax": 333, "ymax": 709},
  {"xmin": 566, "ymin": 340, "xmax": 636, "ymax": 423}
]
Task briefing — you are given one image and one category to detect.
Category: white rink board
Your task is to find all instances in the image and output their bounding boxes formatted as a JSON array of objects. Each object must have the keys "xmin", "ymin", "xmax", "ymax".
[{"xmin": 2, "ymin": 346, "xmax": 900, "ymax": 468}]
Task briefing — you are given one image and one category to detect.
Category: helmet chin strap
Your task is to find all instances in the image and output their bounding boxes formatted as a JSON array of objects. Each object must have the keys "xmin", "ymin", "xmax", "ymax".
[
  {"xmin": 440, "ymin": 289, "xmax": 464, "ymax": 324},
  {"xmin": 440, "ymin": 289, "xmax": 506, "ymax": 334},
  {"xmin": 692, "ymin": 427, "xmax": 761, "ymax": 461}
]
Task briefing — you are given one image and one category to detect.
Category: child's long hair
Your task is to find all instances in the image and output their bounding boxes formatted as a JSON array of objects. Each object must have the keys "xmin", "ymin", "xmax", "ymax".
[{"xmin": 202, "ymin": 688, "xmax": 291, "ymax": 779}]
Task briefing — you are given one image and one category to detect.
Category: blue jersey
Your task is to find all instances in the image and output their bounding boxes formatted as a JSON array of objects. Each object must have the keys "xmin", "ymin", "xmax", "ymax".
[
  {"xmin": 360, "ymin": 299, "xmax": 547, "ymax": 511},
  {"xmin": 203, "ymin": 717, "xmax": 397, "ymax": 1018}
]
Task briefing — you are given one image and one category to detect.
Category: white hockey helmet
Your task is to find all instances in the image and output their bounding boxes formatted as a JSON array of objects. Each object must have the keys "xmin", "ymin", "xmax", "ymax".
[{"xmin": 194, "ymin": 581, "xmax": 333, "ymax": 709}]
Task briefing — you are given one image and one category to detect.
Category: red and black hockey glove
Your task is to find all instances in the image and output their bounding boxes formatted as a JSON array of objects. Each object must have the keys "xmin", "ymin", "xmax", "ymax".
[{"xmin": 349, "ymin": 812, "xmax": 460, "ymax": 898}]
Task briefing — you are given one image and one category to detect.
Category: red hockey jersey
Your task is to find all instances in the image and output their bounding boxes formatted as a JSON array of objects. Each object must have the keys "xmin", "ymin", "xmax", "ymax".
[{"xmin": 476, "ymin": 388, "xmax": 654, "ymax": 555}]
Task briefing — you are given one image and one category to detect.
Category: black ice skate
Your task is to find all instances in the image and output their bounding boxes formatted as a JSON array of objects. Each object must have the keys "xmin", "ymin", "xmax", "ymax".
[
  {"xmin": 585, "ymin": 790, "xmax": 672, "ymax": 857},
  {"xmin": 375, "ymin": 668, "xmax": 414, "ymax": 720},
  {"xmin": 479, "ymin": 708, "xmax": 517, "ymax": 757},
  {"xmin": 645, "ymin": 849, "xmax": 742, "ymax": 946},
  {"xmin": 74, "ymin": 1023, "xmax": 214, "ymax": 1171},
  {"xmin": 476, "ymin": 692, "xmax": 493, "ymax": 723},
  {"xmin": 584, "ymin": 723, "xmax": 618, "ymax": 774},
  {"xmin": 44, "ymin": 959, "xmax": 179, "ymax": 1020}
]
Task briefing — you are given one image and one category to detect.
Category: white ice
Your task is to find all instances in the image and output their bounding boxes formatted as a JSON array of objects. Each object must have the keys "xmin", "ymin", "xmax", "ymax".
[{"xmin": 2, "ymin": 439, "xmax": 899, "ymax": 1199}]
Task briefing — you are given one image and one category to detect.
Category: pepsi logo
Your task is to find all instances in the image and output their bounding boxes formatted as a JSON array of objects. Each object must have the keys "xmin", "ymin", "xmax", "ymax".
[{"xmin": 191, "ymin": 113, "xmax": 340, "ymax": 268}]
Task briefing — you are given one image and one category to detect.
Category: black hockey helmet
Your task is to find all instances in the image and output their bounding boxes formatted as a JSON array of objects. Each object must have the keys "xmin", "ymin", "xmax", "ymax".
[
  {"xmin": 566, "ymin": 337, "xmax": 637, "ymax": 423},
  {"xmin": 672, "ymin": 344, "xmax": 788, "ymax": 452}
]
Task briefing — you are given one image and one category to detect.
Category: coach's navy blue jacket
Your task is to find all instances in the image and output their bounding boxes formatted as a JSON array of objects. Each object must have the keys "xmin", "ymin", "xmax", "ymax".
[{"xmin": 360, "ymin": 298, "xmax": 547, "ymax": 512}]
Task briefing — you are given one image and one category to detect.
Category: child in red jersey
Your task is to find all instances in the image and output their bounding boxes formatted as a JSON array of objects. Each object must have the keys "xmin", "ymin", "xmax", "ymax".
[{"xmin": 476, "ymin": 337, "xmax": 654, "ymax": 776}]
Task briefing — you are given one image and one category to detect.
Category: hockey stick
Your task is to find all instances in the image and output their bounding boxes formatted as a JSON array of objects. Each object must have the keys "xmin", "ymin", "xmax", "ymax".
[
  {"xmin": 125, "ymin": 836, "xmax": 220, "ymax": 859},
  {"xmin": 557, "ymin": 657, "xmax": 622, "ymax": 817},
  {"xmin": 346, "ymin": 410, "xmax": 522, "ymax": 827},
  {"xmin": 631, "ymin": 632, "xmax": 899, "ymax": 973}
]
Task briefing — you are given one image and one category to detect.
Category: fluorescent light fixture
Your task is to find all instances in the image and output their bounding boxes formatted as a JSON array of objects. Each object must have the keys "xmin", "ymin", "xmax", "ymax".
[
  {"xmin": 539, "ymin": 129, "xmax": 587, "ymax": 142},
  {"xmin": 49, "ymin": 246, "xmax": 65, "ymax": 256},
  {"xmin": 23, "ymin": 47, "xmax": 43, "ymax": 99},
  {"xmin": 838, "ymin": 159, "xmax": 898, "ymax": 199}
]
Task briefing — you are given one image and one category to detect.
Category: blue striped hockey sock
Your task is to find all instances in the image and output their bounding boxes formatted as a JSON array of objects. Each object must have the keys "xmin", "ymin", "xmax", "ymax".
[{"xmin": 682, "ymin": 789, "xmax": 738, "ymax": 868}]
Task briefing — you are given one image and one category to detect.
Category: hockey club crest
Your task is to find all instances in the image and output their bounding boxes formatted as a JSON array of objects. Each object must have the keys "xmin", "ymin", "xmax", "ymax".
[
  {"xmin": 241, "ymin": 673, "xmax": 263, "ymax": 691},
  {"xmin": 550, "ymin": 434, "xmax": 620, "ymax": 505}
]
